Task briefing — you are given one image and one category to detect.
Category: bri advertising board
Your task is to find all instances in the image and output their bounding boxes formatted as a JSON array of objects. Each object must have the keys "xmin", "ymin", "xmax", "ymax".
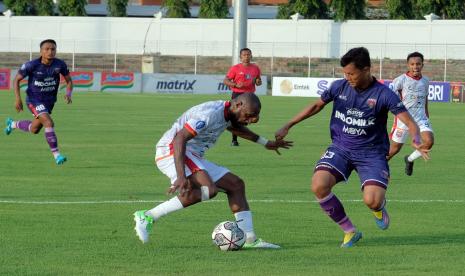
[
  {"xmin": 273, "ymin": 77, "xmax": 451, "ymax": 102},
  {"xmin": 142, "ymin": 73, "xmax": 267, "ymax": 95}
]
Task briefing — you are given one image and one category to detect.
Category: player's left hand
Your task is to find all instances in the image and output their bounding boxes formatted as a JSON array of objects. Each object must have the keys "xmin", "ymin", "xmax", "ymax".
[
  {"xmin": 412, "ymin": 142, "xmax": 430, "ymax": 161},
  {"xmin": 255, "ymin": 78, "xmax": 262, "ymax": 86},
  {"xmin": 265, "ymin": 139, "xmax": 293, "ymax": 155},
  {"xmin": 64, "ymin": 95, "xmax": 72, "ymax": 104}
]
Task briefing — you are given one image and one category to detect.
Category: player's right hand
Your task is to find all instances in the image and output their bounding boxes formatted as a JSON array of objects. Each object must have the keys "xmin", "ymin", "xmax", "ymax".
[
  {"xmin": 15, "ymin": 99, "xmax": 23, "ymax": 112},
  {"xmin": 168, "ymin": 176, "xmax": 191, "ymax": 196}
]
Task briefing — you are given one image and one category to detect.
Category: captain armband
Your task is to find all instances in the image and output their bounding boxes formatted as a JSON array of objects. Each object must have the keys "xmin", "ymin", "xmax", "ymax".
[{"xmin": 256, "ymin": 136, "xmax": 269, "ymax": 146}]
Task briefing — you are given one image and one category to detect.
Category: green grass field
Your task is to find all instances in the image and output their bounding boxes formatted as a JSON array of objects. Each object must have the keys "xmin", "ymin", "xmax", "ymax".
[{"xmin": 1, "ymin": 92, "xmax": 465, "ymax": 275}]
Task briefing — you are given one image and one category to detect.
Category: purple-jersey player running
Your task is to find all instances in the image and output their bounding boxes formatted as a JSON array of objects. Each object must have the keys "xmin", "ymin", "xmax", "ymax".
[
  {"xmin": 4, "ymin": 39, "xmax": 73, "ymax": 165},
  {"xmin": 275, "ymin": 47, "xmax": 429, "ymax": 248}
]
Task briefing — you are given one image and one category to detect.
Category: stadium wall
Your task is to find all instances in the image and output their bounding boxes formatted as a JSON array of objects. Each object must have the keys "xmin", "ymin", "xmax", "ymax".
[{"xmin": 1, "ymin": 17, "xmax": 465, "ymax": 59}]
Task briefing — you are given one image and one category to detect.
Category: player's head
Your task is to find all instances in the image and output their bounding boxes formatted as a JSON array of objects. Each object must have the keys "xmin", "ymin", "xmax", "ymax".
[
  {"xmin": 239, "ymin": 48, "xmax": 252, "ymax": 64},
  {"xmin": 229, "ymin": 93, "xmax": 261, "ymax": 126},
  {"xmin": 40, "ymin": 39, "xmax": 57, "ymax": 60},
  {"xmin": 340, "ymin": 47, "xmax": 372, "ymax": 89},
  {"xmin": 406, "ymin": 52, "xmax": 424, "ymax": 77}
]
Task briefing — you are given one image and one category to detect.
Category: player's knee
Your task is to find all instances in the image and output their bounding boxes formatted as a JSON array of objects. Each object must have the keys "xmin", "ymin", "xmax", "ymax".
[
  {"xmin": 228, "ymin": 177, "xmax": 246, "ymax": 194},
  {"xmin": 363, "ymin": 194, "xmax": 382, "ymax": 210},
  {"xmin": 311, "ymin": 180, "xmax": 331, "ymax": 199}
]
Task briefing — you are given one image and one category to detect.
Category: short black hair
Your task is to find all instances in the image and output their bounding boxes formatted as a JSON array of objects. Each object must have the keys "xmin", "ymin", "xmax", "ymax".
[
  {"xmin": 407, "ymin": 51, "xmax": 424, "ymax": 62},
  {"xmin": 40, "ymin": 39, "xmax": 57, "ymax": 48},
  {"xmin": 240, "ymin": 47, "xmax": 252, "ymax": 55},
  {"xmin": 340, "ymin": 47, "xmax": 371, "ymax": 70}
]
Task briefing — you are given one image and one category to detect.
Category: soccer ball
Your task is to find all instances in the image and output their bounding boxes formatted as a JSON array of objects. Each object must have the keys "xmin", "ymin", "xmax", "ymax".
[{"xmin": 211, "ymin": 221, "xmax": 246, "ymax": 251}]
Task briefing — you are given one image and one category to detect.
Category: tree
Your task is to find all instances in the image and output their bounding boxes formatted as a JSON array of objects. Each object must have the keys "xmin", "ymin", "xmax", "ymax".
[
  {"xmin": 386, "ymin": 0, "xmax": 414, "ymax": 19},
  {"xmin": 277, "ymin": 0, "xmax": 329, "ymax": 19},
  {"xmin": 35, "ymin": 0, "xmax": 55, "ymax": 16},
  {"xmin": 58, "ymin": 0, "xmax": 87, "ymax": 16},
  {"xmin": 162, "ymin": 0, "xmax": 191, "ymax": 18},
  {"xmin": 414, "ymin": 0, "xmax": 465, "ymax": 19},
  {"xmin": 108, "ymin": 0, "xmax": 129, "ymax": 17},
  {"xmin": 198, "ymin": 0, "xmax": 228, "ymax": 18},
  {"xmin": 330, "ymin": 0, "xmax": 366, "ymax": 21},
  {"xmin": 4, "ymin": 0, "xmax": 35, "ymax": 15}
]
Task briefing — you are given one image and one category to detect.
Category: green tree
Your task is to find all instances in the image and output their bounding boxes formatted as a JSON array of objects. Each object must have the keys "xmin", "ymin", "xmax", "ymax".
[
  {"xmin": 386, "ymin": 0, "xmax": 415, "ymax": 19},
  {"xmin": 330, "ymin": 0, "xmax": 366, "ymax": 21},
  {"xmin": 444, "ymin": 0, "xmax": 465, "ymax": 19},
  {"xmin": 107, "ymin": 0, "xmax": 128, "ymax": 17},
  {"xmin": 198, "ymin": 0, "xmax": 228, "ymax": 18},
  {"xmin": 35, "ymin": 0, "xmax": 55, "ymax": 16},
  {"xmin": 4, "ymin": 0, "xmax": 35, "ymax": 15},
  {"xmin": 162, "ymin": 0, "xmax": 191, "ymax": 18},
  {"xmin": 58, "ymin": 0, "xmax": 87, "ymax": 16},
  {"xmin": 277, "ymin": 0, "xmax": 328, "ymax": 19}
]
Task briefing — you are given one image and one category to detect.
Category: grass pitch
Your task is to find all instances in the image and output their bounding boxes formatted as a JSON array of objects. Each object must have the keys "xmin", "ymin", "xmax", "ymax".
[{"xmin": 1, "ymin": 92, "xmax": 465, "ymax": 275}]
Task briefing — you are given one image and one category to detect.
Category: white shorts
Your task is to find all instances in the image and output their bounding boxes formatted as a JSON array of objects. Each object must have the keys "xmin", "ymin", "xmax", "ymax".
[
  {"xmin": 155, "ymin": 151, "xmax": 230, "ymax": 185},
  {"xmin": 390, "ymin": 117, "xmax": 434, "ymax": 144}
]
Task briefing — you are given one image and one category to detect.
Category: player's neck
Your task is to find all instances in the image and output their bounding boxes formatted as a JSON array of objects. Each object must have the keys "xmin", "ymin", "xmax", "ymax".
[
  {"xmin": 356, "ymin": 76, "xmax": 375, "ymax": 91},
  {"xmin": 40, "ymin": 57, "xmax": 53, "ymax": 65},
  {"xmin": 241, "ymin": 62, "xmax": 250, "ymax": 66}
]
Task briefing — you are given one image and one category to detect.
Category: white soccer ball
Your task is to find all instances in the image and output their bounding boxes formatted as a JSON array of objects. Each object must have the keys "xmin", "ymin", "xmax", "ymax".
[{"xmin": 211, "ymin": 221, "xmax": 246, "ymax": 251}]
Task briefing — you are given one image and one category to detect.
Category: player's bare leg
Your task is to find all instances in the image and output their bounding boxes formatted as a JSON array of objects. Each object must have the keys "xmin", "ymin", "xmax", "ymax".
[
  {"xmin": 363, "ymin": 183, "xmax": 389, "ymax": 230},
  {"xmin": 405, "ymin": 131, "xmax": 434, "ymax": 176},
  {"xmin": 34, "ymin": 113, "xmax": 66, "ymax": 165},
  {"xmin": 216, "ymin": 173, "xmax": 280, "ymax": 249},
  {"xmin": 312, "ymin": 170, "xmax": 361, "ymax": 247},
  {"xmin": 135, "ymin": 171, "xmax": 217, "ymax": 244}
]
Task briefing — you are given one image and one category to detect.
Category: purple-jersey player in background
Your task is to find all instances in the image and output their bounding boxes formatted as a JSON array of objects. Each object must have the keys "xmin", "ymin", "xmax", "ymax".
[
  {"xmin": 4, "ymin": 39, "xmax": 73, "ymax": 165},
  {"xmin": 275, "ymin": 47, "xmax": 429, "ymax": 248}
]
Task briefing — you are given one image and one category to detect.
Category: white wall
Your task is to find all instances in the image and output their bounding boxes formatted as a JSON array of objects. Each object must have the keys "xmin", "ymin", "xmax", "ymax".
[{"xmin": 1, "ymin": 16, "xmax": 464, "ymax": 59}]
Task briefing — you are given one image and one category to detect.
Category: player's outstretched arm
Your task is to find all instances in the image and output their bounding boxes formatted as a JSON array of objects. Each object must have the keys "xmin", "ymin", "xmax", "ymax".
[
  {"xmin": 13, "ymin": 74, "xmax": 24, "ymax": 112},
  {"xmin": 396, "ymin": 111, "xmax": 430, "ymax": 160},
  {"xmin": 275, "ymin": 99, "xmax": 327, "ymax": 140},
  {"xmin": 227, "ymin": 125, "xmax": 293, "ymax": 155},
  {"xmin": 63, "ymin": 74, "xmax": 73, "ymax": 104}
]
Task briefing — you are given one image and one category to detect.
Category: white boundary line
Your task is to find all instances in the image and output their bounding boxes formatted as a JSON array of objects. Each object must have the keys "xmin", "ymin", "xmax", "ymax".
[{"xmin": 0, "ymin": 199, "xmax": 464, "ymax": 205}]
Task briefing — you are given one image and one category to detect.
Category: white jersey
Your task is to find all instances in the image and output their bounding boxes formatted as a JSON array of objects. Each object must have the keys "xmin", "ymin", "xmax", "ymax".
[
  {"xmin": 391, "ymin": 73, "xmax": 429, "ymax": 122},
  {"xmin": 156, "ymin": 100, "xmax": 231, "ymax": 159}
]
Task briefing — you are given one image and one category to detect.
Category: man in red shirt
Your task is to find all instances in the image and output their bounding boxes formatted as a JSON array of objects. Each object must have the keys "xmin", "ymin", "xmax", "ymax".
[{"xmin": 224, "ymin": 48, "xmax": 262, "ymax": 146}]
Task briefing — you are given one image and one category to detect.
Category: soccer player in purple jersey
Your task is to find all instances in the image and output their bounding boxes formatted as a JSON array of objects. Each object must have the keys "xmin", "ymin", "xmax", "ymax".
[
  {"xmin": 275, "ymin": 47, "xmax": 430, "ymax": 248},
  {"xmin": 4, "ymin": 39, "xmax": 73, "ymax": 165}
]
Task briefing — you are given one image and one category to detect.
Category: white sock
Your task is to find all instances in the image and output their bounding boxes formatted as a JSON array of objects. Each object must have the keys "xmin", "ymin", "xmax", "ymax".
[
  {"xmin": 145, "ymin": 196, "xmax": 184, "ymax": 221},
  {"xmin": 234, "ymin": 210, "xmax": 257, "ymax": 243},
  {"xmin": 11, "ymin": 121, "xmax": 17, "ymax": 128},
  {"xmin": 408, "ymin": 150, "xmax": 422, "ymax": 162}
]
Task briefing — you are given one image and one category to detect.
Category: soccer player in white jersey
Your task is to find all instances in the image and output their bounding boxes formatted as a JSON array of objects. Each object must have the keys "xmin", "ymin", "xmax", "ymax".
[
  {"xmin": 387, "ymin": 52, "xmax": 434, "ymax": 176},
  {"xmin": 133, "ymin": 93, "xmax": 292, "ymax": 249}
]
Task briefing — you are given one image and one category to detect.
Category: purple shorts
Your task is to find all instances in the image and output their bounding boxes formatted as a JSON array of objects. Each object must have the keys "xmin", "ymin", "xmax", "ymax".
[
  {"xmin": 314, "ymin": 144, "xmax": 390, "ymax": 189},
  {"xmin": 26, "ymin": 101, "xmax": 54, "ymax": 118}
]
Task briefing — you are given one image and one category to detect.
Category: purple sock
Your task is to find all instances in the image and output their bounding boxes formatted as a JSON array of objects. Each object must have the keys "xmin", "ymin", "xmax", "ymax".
[
  {"xmin": 16, "ymin": 120, "xmax": 32, "ymax": 132},
  {"xmin": 44, "ymin": 127, "xmax": 59, "ymax": 156},
  {"xmin": 318, "ymin": 193, "xmax": 355, "ymax": 233}
]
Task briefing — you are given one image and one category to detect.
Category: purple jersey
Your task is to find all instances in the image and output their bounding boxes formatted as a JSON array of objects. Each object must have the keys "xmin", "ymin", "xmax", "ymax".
[
  {"xmin": 321, "ymin": 78, "xmax": 407, "ymax": 154},
  {"xmin": 18, "ymin": 58, "xmax": 69, "ymax": 104}
]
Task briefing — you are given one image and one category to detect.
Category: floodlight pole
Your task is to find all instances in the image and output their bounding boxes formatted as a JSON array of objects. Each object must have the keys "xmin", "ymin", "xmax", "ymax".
[{"xmin": 232, "ymin": 0, "xmax": 247, "ymax": 65}]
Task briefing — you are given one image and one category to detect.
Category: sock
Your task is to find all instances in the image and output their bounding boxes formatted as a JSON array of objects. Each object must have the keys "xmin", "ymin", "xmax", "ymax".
[
  {"xmin": 318, "ymin": 193, "xmax": 355, "ymax": 233},
  {"xmin": 44, "ymin": 127, "xmax": 60, "ymax": 158},
  {"xmin": 408, "ymin": 150, "xmax": 422, "ymax": 162},
  {"xmin": 15, "ymin": 120, "xmax": 32, "ymax": 132},
  {"xmin": 372, "ymin": 199, "xmax": 386, "ymax": 219},
  {"xmin": 234, "ymin": 210, "xmax": 257, "ymax": 243},
  {"xmin": 145, "ymin": 196, "xmax": 184, "ymax": 220}
]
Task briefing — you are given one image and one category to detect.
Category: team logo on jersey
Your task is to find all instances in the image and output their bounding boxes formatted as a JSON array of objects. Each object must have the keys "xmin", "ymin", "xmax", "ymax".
[
  {"xmin": 367, "ymin": 98, "xmax": 377, "ymax": 108},
  {"xmin": 54, "ymin": 67, "xmax": 61, "ymax": 74},
  {"xmin": 245, "ymin": 74, "xmax": 251, "ymax": 80},
  {"xmin": 195, "ymin": 121, "xmax": 206, "ymax": 130}
]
